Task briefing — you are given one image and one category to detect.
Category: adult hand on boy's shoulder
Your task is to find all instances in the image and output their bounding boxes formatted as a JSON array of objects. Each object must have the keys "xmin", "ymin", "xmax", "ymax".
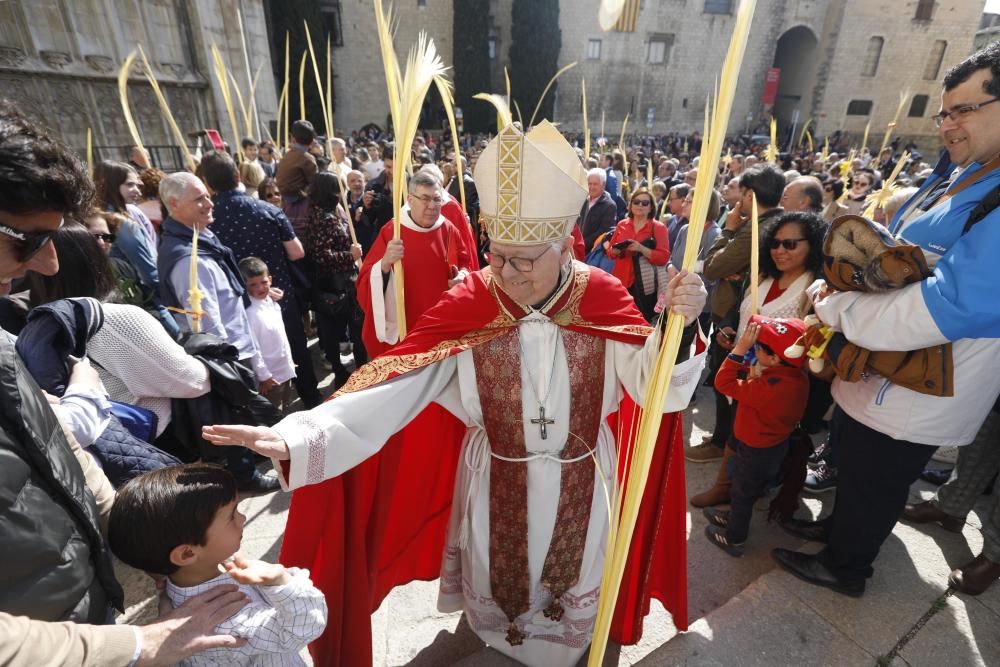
[{"xmin": 224, "ymin": 553, "xmax": 291, "ymax": 587}]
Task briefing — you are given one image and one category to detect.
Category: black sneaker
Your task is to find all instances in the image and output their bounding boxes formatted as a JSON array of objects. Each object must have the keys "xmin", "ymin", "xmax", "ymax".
[
  {"xmin": 808, "ymin": 439, "xmax": 830, "ymax": 466},
  {"xmin": 238, "ymin": 472, "xmax": 281, "ymax": 495},
  {"xmin": 804, "ymin": 462, "xmax": 837, "ymax": 493}
]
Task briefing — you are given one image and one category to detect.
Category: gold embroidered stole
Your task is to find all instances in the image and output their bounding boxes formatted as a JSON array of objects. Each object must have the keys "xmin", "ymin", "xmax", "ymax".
[{"xmin": 473, "ymin": 326, "xmax": 605, "ymax": 644}]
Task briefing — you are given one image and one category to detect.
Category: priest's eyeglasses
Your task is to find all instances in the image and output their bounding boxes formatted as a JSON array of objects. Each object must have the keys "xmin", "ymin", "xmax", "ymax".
[
  {"xmin": 931, "ymin": 98, "xmax": 1000, "ymax": 127},
  {"xmin": 0, "ymin": 218, "xmax": 63, "ymax": 262},
  {"xmin": 486, "ymin": 245, "xmax": 552, "ymax": 272}
]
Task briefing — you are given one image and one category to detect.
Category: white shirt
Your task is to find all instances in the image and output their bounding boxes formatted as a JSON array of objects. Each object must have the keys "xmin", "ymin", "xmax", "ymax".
[
  {"xmin": 247, "ymin": 296, "xmax": 297, "ymax": 384},
  {"xmin": 165, "ymin": 568, "xmax": 327, "ymax": 666}
]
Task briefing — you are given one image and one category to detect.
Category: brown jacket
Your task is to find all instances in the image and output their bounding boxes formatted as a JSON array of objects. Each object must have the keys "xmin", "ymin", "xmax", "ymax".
[
  {"xmin": 703, "ymin": 207, "xmax": 783, "ymax": 321},
  {"xmin": 0, "ymin": 613, "xmax": 136, "ymax": 666},
  {"xmin": 275, "ymin": 147, "xmax": 318, "ymax": 198}
]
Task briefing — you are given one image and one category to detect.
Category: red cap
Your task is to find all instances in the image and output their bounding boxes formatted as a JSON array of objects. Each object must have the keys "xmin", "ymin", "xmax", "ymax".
[{"xmin": 749, "ymin": 315, "xmax": 808, "ymax": 367}]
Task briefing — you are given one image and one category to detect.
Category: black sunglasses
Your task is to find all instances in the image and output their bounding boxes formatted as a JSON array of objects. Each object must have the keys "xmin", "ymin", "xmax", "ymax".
[
  {"xmin": 632, "ymin": 200, "xmax": 652, "ymax": 206},
  {"xmin": 769, "ymin": 238, "xmax": 807, "ymax": 250},
  {"xmin": 0, "ymin": 219, "xmax": 63, "ymax": 262},
  {"xmin": 92, "ymin": 232, "xmax": 116, "ymax": 243}
]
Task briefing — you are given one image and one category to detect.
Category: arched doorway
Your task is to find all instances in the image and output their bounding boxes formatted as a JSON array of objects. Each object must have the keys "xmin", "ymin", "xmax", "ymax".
[{"xmin": 772, "ymin": 26, "xmax": 818, "ymax": 145}]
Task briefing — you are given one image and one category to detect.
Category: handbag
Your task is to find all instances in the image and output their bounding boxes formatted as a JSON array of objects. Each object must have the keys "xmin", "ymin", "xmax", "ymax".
[
  {"xmin": 313, "ymin": 271, "xmax": 356, "ymax": 317},
  {"xmin": 585, "ymin": 229, "xmax": 616, "ymax": 273}
]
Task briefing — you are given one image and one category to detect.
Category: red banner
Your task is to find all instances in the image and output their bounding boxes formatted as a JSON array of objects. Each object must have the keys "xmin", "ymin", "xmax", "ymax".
[{"xmin": 761, "ymin": 67, "xmax": 781, "ymax": 106}]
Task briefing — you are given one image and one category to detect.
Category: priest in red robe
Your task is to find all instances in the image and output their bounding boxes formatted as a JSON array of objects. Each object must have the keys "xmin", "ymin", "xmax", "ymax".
[
  {"xmin": 357, "ymin": 169, "xmax": 472, "ymax": 357},
  {"xmin": 204, "ymin": 120, "xmax": 707, "ymax": 667}
]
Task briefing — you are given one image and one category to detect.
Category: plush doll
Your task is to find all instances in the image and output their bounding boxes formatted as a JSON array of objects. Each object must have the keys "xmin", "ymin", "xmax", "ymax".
[{"xmin": 783, "ymin": 215, "xmax": 953, "ymax": 397}]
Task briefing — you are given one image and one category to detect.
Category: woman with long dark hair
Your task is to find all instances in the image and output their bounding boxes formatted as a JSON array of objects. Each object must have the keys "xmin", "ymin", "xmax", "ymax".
[
  {"xmin": 306, "ymin": 171, "xmax": 366, "ymax": 388},
  {"xmin": 26, "ymin": 222, "xmax": 209, "ymax": 485},
  {"xmin": 93, "ymin": 160, "xmax": 178, "ymax": 338}
]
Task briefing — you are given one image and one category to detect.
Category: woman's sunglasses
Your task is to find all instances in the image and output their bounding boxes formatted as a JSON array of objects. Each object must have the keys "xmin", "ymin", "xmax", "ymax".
[
  {"xmin": 632, "ymin": 200, "xmax": 652, "ymax": 206},
  {"xmin": 768, "ymin": 238, "xmax": 807, "ymax": 250}
]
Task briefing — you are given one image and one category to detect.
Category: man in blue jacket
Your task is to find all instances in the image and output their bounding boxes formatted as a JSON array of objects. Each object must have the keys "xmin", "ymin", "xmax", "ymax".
[{"xmin": 774, "ymin": 43, "xmax": 1000, "ymax": 597}]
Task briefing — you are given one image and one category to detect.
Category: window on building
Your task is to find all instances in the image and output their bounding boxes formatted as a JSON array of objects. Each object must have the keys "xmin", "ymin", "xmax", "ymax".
[
  {"xmin": 847, "ymin": 100, "xmax": 873, "ymax": 116},
  {"xmin": 704, "ymin": 0, "xmax": 733, "ymax": 14},
  {"xmin": 488, "ymin": 36, "xmax": 497, "ymax": 61},
  {"xmin": 647, "ymin": 34, "xmax": 674, "ymax": 64},
  {"xmin": 418, "ymin": 0, "xmax": 426, "ymax": 7},
  {"xmin": 320, "ymin": 0, "xmax": 345, "ymax": 47},
  {"xmin": 924, "ymin": 40, "xmax": 947, "ymax": 80},
  {"xmin": 908, "ymin": 94, "xmax": 929, "ymax": 118},
  {"xmin": 586, "ymin": 39, "xmax": 602, "ymax": 60},
  {"xmin": 861, "ymin": 36, "xmax": 884, "ymax": 77},
  {"xmin": 915, "ymin": 0, "xmax": 935, "ymax": 21}
]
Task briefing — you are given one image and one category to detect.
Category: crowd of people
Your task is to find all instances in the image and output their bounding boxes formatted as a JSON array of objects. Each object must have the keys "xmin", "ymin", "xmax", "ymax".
[{"xmin": 2, "ymin": 37, "xmax": 1000, "ymax": 667}]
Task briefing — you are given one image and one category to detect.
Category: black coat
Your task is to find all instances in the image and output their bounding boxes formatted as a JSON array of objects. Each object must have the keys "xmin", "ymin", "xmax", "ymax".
[
  {"xmin": 578, "ymin": 191, "xmax": 619, "ymax": 251},
  {"xmin": 0, "ymin": 332, "xmax": 123, "ymax": 622}
]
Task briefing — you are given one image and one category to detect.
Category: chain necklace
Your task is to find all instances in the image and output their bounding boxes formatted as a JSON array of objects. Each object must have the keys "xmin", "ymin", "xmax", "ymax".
[{"xmin": 518, "ymin": 321, "xmax": 559, "ymax": 440}]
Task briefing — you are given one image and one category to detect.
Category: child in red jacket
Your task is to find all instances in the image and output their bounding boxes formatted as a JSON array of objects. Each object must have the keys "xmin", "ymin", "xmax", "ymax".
[{"xmin": 705, "ymin": 315, "xmax": 809, "ymax": 556}]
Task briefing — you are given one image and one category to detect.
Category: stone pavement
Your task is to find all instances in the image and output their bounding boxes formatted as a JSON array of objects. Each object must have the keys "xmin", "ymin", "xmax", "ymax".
[{"xmin": 115, "ymin": 359, "xmax": 1000, "ymax": 667}]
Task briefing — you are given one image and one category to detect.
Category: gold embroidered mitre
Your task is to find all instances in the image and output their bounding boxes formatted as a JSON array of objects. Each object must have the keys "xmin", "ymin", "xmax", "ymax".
[{"xmin": 474, "ymin": 120, "xmax": 588, "ymax": 246}]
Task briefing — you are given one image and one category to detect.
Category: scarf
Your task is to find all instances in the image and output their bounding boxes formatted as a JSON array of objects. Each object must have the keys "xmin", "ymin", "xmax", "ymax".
[{"xmin": 158, "ymin": 217, "xmax": 249, "ymax": 309}]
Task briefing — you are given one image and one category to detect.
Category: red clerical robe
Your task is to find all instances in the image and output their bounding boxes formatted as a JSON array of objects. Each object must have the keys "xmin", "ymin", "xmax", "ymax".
[
  {"xmin": 278, "ymin": 263, "xmax": 697, "ymax": 666},
  {"xmin": 356, "ymin": 208, "xmax": 471, "ymax": 357},
  {"xmin": 442, "ymin": 193, "xmax": 481, "ymax": 271}
]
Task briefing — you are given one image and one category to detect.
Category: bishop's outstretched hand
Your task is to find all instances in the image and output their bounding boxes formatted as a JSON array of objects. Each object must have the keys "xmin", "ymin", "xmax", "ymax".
[{"xmin": 202, "ymin": 424, "xmax": 290, "ymax": 461}]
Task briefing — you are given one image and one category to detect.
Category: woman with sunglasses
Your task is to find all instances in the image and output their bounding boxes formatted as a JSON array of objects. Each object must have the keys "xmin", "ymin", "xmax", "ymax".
[
  {"xmin": 605, "ymin": 187, "xmax": 671, "ymax": 322},
  {"xmin": 843, "ymin": 169, "xmax": 875, "ymax": 216},
  {"xmin": 691, "ymin": 211, "xmax": 826, "ymax": 508},
  {"xmin": 820, "ymin": 177, "xmax": 847, "ymax": 222},
  {"xmin": 259, "ymin": 177, "xmax": 283, "ymax": 208}
]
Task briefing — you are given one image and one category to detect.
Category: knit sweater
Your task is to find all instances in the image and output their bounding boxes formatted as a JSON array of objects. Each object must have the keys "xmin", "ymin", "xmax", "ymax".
[{"xmin": 715, "ymin": 358, "xmax": 809, "ymax": 447}]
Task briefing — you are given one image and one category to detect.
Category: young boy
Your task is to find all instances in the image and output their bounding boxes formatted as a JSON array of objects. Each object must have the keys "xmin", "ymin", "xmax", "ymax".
[
  {"xmin": 108, "ymin": 463, "xmax": 327, "ymax": 665},
  {"xmin": 239, "ymin": 257, "xmax": 297, "ymax": 413},
  {"xmin": 705, "ymin": 315, "xmax": 810, "ymax": 556}
]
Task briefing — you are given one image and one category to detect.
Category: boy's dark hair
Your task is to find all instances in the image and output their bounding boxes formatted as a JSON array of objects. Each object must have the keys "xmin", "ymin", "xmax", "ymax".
[
  {"xmin": 198, "ymin": 150, "xmax": 239, "ymax": 192},
  {"xmin": 943, "ymin": 41, "xmax": 1000, "ymax": 94},
  {"xmin": 0, "ymin": 101, "xmax": 94, "ymax": 218},
  {"xmin": 241, "ymin": 137, "xmax": 258, "ymax": 149},
  {"xmin": 739, "ymin": 164, "xmax": 786, "ymax": 208},
  {"xmin": 108, "ymin": 463, "xmax": 237, "ymax": 575},
  {"xmin": 291, "ymin": 119, "xmax": 316, "ymax": 145},
  {"xmin": 238, "ymin": 255, "xmax": 269, "ymax": 280},
  {"xmin": 759, "ymin": 211, "xmax": 827, "ymax": 280}
]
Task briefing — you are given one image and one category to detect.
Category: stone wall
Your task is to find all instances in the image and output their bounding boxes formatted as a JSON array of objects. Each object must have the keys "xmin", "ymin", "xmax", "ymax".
[{"xmin": 0, "ymin": 0, "xmax": 275, "ymax": 167}]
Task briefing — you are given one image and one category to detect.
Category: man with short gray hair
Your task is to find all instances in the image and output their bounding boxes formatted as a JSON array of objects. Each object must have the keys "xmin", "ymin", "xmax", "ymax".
[
  {"xmin": 577, "ymin": 167, "xmax": 617, "ymax": 250},
  {"xmin": 157, "ymin": 171, "xmax": 278, "ymax": 493},
  {"xmin": 781, "ymin": 176, "xmax": 824, "ymax": 214}
]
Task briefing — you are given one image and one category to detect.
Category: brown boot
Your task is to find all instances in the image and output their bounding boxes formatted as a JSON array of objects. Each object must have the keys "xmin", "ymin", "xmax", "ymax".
[{"xmin": 690, "ymin": 445, "xmax": 734, "ymax": 507}]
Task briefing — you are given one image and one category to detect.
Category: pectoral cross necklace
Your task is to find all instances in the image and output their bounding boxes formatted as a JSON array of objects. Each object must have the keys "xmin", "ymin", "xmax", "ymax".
[{"xmin": 519, "ymin": 326, "xmax": 559, "ymax": 440}]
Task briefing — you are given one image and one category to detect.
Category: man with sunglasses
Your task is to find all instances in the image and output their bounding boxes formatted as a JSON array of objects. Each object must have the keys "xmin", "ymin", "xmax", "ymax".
[
  {"xmin": 0, "ymin": 103, "xmax": 251, "ymax": 665},
  {"xmin": 774, "ymin": 43, "xmax": 1000, "ymax": 599}
]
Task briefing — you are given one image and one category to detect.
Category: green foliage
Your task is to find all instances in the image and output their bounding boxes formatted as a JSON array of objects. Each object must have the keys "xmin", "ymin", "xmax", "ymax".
[
  {"xmin": 266, "ymin": 0, "xmax": 333, "ymax": 138},
  {"xmin": 452, "ymin": 0, "xmax": 493, "ymax": 134},
  {"xmin": 509, "ymin": 0, "xmax": 562, "ymax": 125}
]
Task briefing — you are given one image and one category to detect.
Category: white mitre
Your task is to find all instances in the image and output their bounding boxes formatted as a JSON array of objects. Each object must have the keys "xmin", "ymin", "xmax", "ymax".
[{"xmin": 474, "ymin": 121, "xmax": 588, "ymax": 246}]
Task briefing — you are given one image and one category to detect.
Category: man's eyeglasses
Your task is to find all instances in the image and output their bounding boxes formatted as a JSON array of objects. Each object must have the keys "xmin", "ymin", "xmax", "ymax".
[
  {"xmin": 768, "ymin": 238, "xmax": 807, "ymax": 250},
  {"xmin": 412, "ymin": 193, "xmax": 444, "ymax": 205},
  {"xmin": 486, "ymin": 245, "xmax": 552, "ymax": 273},
  {"xmin": 931, "ymin": 98, "xmax": 1000, "ymax": 128},
  {"xmin": 0, "ymin": 219, "xmax": 63, "ymax": 262},
  {"xmin": 92, "ymin": 232, "xmax": 115, "ymax": 243}
]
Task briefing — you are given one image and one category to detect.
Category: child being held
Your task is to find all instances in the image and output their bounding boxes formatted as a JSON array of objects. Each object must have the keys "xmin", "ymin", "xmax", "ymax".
[
  {"xmin": 704, "ymin": 315, "xmax": 809, "ymax": 556},
  {"xmin": 109, "ymin": 463, "xmax": 327, "ymax": 665},
  {"xmin": 239, "ymin": 257, "xmax": 297, "ymax": 413}
]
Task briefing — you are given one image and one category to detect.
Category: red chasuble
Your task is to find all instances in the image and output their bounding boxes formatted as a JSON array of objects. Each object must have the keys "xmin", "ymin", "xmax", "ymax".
[
  {"xmin": 442, "ymin": 194, "xmax": 481, "ymax": 271},
  {"xmin": 280, "ymin": 263, "xmax": 689, "ymax": 666},
  {"xmin": 356, "ymin": 216, "xmax": 471, "ymax": 357}
]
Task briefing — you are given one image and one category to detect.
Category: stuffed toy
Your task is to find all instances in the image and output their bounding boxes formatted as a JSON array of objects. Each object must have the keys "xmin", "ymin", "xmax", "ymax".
[{"xmin": 783, "ymin": 215, "xmax": 953, "ymax": 397}]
